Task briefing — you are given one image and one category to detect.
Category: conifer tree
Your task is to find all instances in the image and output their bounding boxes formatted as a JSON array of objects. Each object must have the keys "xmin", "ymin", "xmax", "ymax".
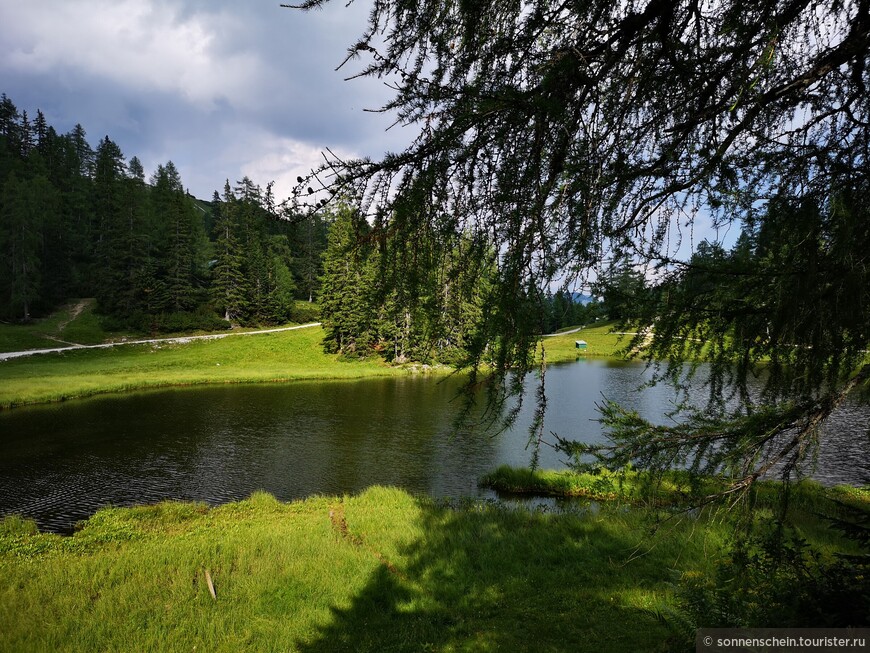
[
  {"xmin": 0, "ymin": 95, "xmax": 16, "ymax": 131},
  {"xmin": 148, "ymin": 162, "xmax": 203, "ymax": 314},
  {"xmin": 117, "ymin": 156, "xmax": 152, "ymax": 317},
  {"xmin": 264, "ymin": 235, "xmax": 297, "ymax": 323},
  {"xmin": 319, "ymin": 202, "xmax": 378, "ymax": 355},
  {"xmin": 33, "ymin": 110, "xmax": 48, "ymax": 154},
  {"xmin": 68, "ymin": 124, "xmax": 93, "ymax": 178},
  {"xmin": 0, "ymin": 95, "xmax": 20, "ymax": 153},
  {"xmin": 0, "ymin": 173, "xmax": 58, "ymax": 320},
  {"xmin": 211, "ymin": 184, "xmax": 246, "ymax": 323},
  {"xmin": 290, "ymin": 211, "xmax": 328, "ymax": 303},
  {"xmin": 49, "ymin": 125, "xmax": 98, "ymax": 295},
  {"xmin": 93, "ymin": 136, "xmax": 127, "ymax": 313},
  {"xmin": 18, "ymin": 111, "xmax": 34, "ymax": 158}
]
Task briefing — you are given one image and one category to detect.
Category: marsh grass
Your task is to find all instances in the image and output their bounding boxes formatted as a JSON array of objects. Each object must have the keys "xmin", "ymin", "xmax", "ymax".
[{"xmin": 0, "ymin": 486, "xmax": 735, "ymax": 652}]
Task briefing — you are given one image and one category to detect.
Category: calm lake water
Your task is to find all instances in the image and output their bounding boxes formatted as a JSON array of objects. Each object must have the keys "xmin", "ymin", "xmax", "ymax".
[{"xmin": 2, "ymin": 359, "xmax": 868, "ymax": 533}]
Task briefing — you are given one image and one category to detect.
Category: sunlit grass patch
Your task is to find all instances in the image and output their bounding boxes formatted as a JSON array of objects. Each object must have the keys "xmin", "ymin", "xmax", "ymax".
[
  {"xmin": 0, "ymin": 326, "xmax": 409, "ymax": 409},
  {"xmin": 480, "ymin": 466, "xmax": 870, "ymax": 521},
  {"xmin": 540, "ymin": 321, "xmax": 629, "ymax": 362},
  {"xmin": 480, "ymin": 464, "xmax": 726, "ymax": 505}
]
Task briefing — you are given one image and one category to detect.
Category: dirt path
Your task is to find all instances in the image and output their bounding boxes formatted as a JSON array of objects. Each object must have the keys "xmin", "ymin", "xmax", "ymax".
[
  {"xmin": 0, "ymin": 322, "xmax": 322, "ymax": 362},
  {"xmin": 542, "ymin": 327, "xmax": 650, "ymax": 338},
  {"xmin": 56, "ymin": 299, "xmax": 91, "ymax": 333},
  {"xmin": 542, "ymin": 326, "xmax": 585, "ymax": 337},
  {"xmin": 41, "ymin": 299, "xmax": 95, "ymax": 346}
]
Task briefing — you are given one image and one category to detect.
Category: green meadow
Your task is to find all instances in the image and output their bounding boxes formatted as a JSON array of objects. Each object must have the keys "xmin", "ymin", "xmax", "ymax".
[
  {"xmin": 0, "ymin": 320, "xmax": 403, "ymax": 410},
  {"xmin": 539, "ymin": 323, "xmax": 629, "ymax": 362}
]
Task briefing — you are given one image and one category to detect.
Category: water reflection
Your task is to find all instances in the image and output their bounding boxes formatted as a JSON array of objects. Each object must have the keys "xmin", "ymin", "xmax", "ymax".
[{"xmin": 1, "ymin": 360, "xmax": 867, "ymax": 533}]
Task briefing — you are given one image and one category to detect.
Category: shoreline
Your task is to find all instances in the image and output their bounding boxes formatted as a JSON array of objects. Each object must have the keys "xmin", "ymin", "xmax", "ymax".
[
  {"xmin": 0, "ymin": 322, "xmax": 625, "ymax": 410},
  {"xmin": 0, "ymin": 325, "xmax": 403, "ymax": 410}
]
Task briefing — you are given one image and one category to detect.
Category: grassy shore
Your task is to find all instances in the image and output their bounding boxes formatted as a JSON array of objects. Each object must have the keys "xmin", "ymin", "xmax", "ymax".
[
  {"xmin": 0, "ymin": 486, "xmax": 737, "ymax": 652},
  {"xmin": 0, "ymin": 303, "xmax": 627, "ymax": 409},
  {"xmin": 539, "ymin": 322, "xmax": 630, "ymax": 363},
  {"xmin": 480, "ymin": 464, "xmax": 731, "ymax": 502},
  {"xmin": 480, "ymin": 465, "xmax": 869, "ymax": 512},
  {"xmin": 1, "ymin": 484, "xmax": 863, "ymax": 652},
  {"xmin": 0, "ymin": 325, "xmax": 411, "ymax": 409}
]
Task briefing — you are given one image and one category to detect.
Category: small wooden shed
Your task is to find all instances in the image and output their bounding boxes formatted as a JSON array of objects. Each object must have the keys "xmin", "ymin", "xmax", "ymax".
[{"xmin": 575, "ymin": 340, "xmax": 588, "ymax": 351}]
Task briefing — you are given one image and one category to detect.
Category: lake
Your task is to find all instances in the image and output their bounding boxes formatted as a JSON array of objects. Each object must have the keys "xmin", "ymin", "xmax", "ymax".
[{"xmin": 2, "ymin": 359, "xmax": 868, "ymax": 533}]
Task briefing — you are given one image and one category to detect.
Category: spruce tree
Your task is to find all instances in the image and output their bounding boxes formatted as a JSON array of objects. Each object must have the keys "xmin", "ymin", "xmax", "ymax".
[
  {"xmin": 151, "ymin": 161, "xmax": 204, "ymax": 314},
  {"xmin": 211, "ymin": 184, "xmax": 246, "ymax": 323},
  {"xmin": 0, "ymin": 95, "xmax": 20, "ymax": 154},
  {"xmin": 119, "ymin": 156, "xmax": 151, "ymax": 317},
  {"xmin": 93, "ymin": 136, "xmax": 127, "ymax": 314},
  {"xmin": 0, "ymin": 173, "xmax": 58, "ymax": 320},
  {"xmin": 264, "ymin": 235, "xmax": 296, "ymax": 323},
  {"xmin": 33, "ymin": 110, "xmax": 48, "ymax": 154},
  {"xmin": 319, "ymin": 202, "xmax": 378, "ymax": 355},
  {"xmin": 290, "ymin": 212, "xmax": 328, "ymax": 303}
]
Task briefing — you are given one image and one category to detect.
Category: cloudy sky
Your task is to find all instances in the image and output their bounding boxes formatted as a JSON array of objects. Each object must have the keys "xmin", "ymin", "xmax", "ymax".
[{"xmin": 0, "ymin": 0, "xmax": 410, "ymax": 201}]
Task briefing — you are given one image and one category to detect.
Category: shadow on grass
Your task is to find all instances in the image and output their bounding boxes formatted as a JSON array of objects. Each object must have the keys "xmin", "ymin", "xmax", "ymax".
[{"xmin": 297, "ymin": 492, "xmax": 678, "ymax": 652}]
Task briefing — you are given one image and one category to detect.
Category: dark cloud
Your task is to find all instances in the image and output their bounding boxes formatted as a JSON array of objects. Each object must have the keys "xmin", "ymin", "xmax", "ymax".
[{"xmin": 0, "ymin": 0, "xmax": 408, "ymax": 200}]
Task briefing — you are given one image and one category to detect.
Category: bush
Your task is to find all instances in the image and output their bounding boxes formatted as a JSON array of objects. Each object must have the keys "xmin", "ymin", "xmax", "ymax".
[
  {"xmin": 289, "ymin": 300, "xmax": 320, "ymax": 324},
  {"xmin": 146, "ymin": 309, "xmax": 231, "ymax": 334}
]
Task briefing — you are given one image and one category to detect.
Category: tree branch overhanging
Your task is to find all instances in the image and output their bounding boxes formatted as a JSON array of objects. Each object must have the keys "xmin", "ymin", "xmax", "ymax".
[{"xmin": 288, "ymin": 0, "xmax": 870, "ymax": 498}]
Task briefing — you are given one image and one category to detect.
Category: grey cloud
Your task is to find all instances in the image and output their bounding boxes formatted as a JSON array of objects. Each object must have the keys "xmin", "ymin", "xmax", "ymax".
[{"xmin": 0, "ymin": 0, "xmax": 409, "ymax": 199}]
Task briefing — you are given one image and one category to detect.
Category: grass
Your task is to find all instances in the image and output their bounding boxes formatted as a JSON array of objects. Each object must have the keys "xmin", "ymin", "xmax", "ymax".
[
  {"xmin": 480, "ymin": 465, "xmax": 727, "ymax": 503},
  {"xmin": 0, "ymin": 304, "xmax": 627, "ymax": 409},
  {"xmin": 0, "ymin": 486, "xmax": 724, "ymax": 652},
  {"xmin": 480, "ymin": 465, "xmax": 870, "ymax": 514},
  {"xmin": 54, "ymin": 304, "xmax": 113, "ymax": 345},
  {"xmin": 0, "ymin": 315, "xmax": 623, "ymax": 411},
  {"xmin": 0, "ymin": 300, "xmax": 112, "ymax": 352},
  {"xmin": 540, "ymin": 321, "xmax": 631, "ymax": 363},
  {"xmin": 0, "ymin": 325, "xmax": 410, "ymax": 409},
  {"xmin": 1, "ymin": 483, "xmax": 862, "ymax": 652}
]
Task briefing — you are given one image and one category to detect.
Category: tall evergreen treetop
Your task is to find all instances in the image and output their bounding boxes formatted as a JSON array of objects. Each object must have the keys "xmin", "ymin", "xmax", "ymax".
[
  {"xmin": 127, "ymin": 156, "xmax": 145, "ymax": 183},
  {"xmin": 68, "ymin": 124, "xmax": 94, "ymax": 178}
]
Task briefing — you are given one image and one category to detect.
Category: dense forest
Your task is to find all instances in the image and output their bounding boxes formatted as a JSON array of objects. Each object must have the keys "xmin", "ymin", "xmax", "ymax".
[
  {"xmin": 0, "ymin": 92, "xmax": 605, "ymax": 362},
  {"xmin": 0, "ymin": 93, "xmax": 328, "ymax": 332},
  {"xmin": 318, "ymin": 204, "xmax": 610, "ymax": 363}
]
